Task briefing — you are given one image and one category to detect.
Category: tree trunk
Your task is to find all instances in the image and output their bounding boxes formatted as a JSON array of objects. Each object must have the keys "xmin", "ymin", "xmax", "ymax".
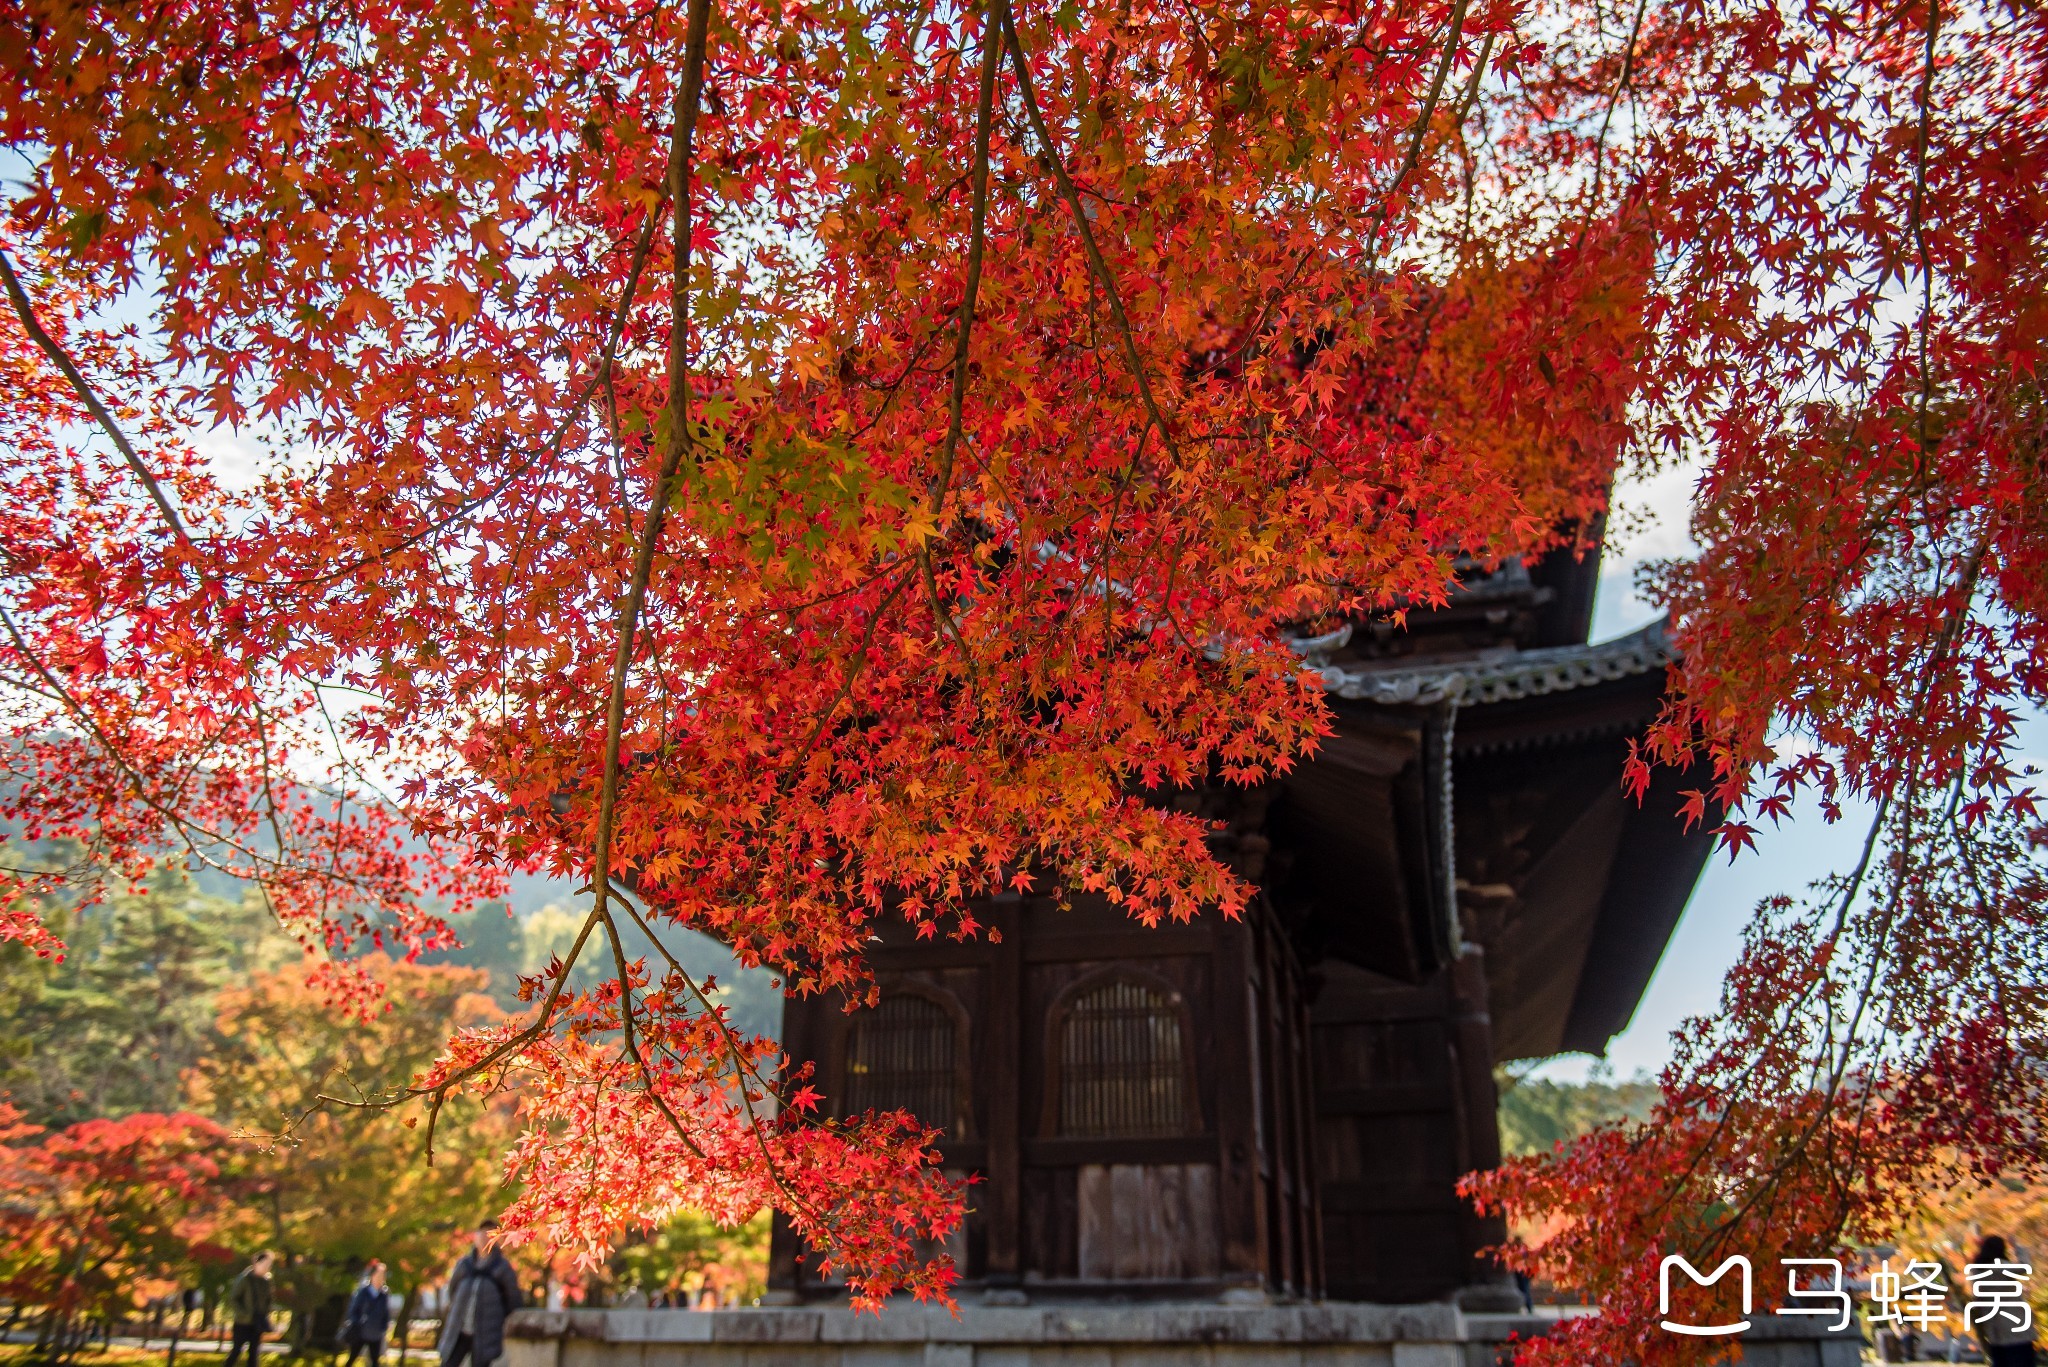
[
  {"xmin": 393, "ymin": 1289, "xmax": 412, "ymax": 1367},
  {"xmin": 32, "ymin": 1304, "xmax": 59, "ymax": 1358},
  {"xmin": 166, "ymin": 1302, "xmax": 191, "ymax": 1367}
]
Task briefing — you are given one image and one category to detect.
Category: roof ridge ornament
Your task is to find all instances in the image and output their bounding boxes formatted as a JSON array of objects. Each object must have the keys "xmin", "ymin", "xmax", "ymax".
[{"xmin": 1317, "ymin": 619, "xmax": 1677, "ymax": 705}]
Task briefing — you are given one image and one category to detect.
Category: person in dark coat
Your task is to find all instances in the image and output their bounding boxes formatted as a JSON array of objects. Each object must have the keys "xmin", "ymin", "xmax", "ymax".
[
  {"xmin": 1968, "ymin": 1236, "xmax": 2039, "ymax": 1367},
  {"xmin": 437, "ymin": 1221, "xmax": 521, "ymax": 1367},
  {"xmin": 342, "ymin": 1261, "xmax": 393, "ymax": 1367},
  {"xmin": 223, "ymin": 1251, "xmax": 277, "ymax": 1367}
]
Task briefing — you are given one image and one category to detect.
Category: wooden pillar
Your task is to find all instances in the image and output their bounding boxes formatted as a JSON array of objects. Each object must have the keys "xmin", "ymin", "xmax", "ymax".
[
  {"xmin": 1269, "ymin": 922, "xmax": 1323, "ymax": 1301},
  {"xmin": 1449, "ymin": 944, "xmax": 1517, "ymax": 1306},
  {"xmin": 765, "ymin": 985, "xmax": 818, "ymax": 1299},
  {"xmin": 1290, "ymin": 980, "xmax": 1325, "ymax": 1299},
  {"xmin": 764, "ymin": 1212, "xmax": 802, "ymax": 1300},
  {"xmin": 984, "ymin": 892, "xmax": 1024, "ymax": 1290},
  {"xmin": 1252, "ymin": 918, "xmax": 1288, "ymax": 1293},
  {"xmin": 1213, "ymin": 911, "xmax": 1268, "ymax": 1293}
]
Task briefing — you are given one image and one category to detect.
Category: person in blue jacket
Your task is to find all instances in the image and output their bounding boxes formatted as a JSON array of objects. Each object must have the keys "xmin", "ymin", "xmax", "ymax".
[{"xmin": 341, "ymin": 1261, "xmax": 393, "ymax": 1367}]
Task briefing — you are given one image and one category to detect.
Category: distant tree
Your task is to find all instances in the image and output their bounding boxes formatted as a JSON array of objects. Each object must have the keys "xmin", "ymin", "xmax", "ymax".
[
  {"xmin": 1893, "ymin": 1160, "xmax": 2048, "ymax": 1331},
  {"xmin": 1495, "ymin": 1074, "xmax": 1661, "ymax": 1158},
  {"xmin": 0, "ymin": 873, "xmax": 275, "ymax": 1128},
  {"xmin": 183, "ymin": 958, "xmax": 520, "ymax": 1349},
  {"xmin": 605, "ymin": 1209, "xmax": 769, "ymax": 1306},
  {"xmin": 516, "ymin": 904, "xmax": 585, "ymax": 981},
  {"xmin": 418, "ymin": 901, "xmax": 525, "ymax": 1010},
  {"xmin": 0, "ymin": 1104, "xmax": 236, "ymax": 1359}
]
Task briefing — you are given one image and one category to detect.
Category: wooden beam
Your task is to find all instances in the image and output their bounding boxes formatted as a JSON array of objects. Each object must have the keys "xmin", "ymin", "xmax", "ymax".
[{"xmin": 984, "ymin": 894, "xmax": 1023, "ymax": 1284}]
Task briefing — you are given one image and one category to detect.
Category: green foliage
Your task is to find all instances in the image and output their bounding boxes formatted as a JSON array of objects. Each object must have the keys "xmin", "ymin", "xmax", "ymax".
[
  {"xmin": 418, "ymin": 899, "xmax": 526, "ymax": 1008},
  {"xmin": 184, "ymin": 958, "xmax": 521, "ymax": 1337},
  {"xmin": 0, "ymin": 873, "xmax": 776, "ymax": 1319},
  {"xmin": 1496, "ymin": 1070, "xmax": 1660, "ymax": 1157},
  {"xmin": 0, "ymin": 874, "xmax": 277, "ymax": 1129},
  {"xmin": 606, "ymin": 1209, "xmax": 769, "ymax": 1304}
]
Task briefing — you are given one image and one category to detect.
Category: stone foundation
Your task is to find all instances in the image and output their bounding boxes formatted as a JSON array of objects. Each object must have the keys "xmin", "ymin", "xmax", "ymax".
[{"xmin": 504, "ymin": 1304, "xmax": 1860, "ymax": 1367}]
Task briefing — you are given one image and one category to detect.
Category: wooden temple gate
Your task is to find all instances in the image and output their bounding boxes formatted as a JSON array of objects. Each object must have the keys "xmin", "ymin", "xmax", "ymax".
[{"xmin": 770, "ymin": 549, "xmax": 1715, "ymax": 1305}]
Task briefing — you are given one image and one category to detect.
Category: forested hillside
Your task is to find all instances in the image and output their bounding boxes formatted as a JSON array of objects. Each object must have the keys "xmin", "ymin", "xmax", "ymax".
[{"xmin": 1496, "ymin": 1072, "xmax": 1661, "ymax": 1158}]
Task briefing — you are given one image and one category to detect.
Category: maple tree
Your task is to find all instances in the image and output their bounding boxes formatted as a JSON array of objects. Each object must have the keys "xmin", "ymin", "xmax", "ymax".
[
  {"xmin": 1458, "ymin": 0, "xmax": 2047, "ymax": 1357},
  {"xmin": 1892, "ymin": 1155, "xmax": 2048, "ymax": 1333},
  {"xmin": 0, "ymin": 1105, "xmax": 237, "ymax": 1357},
  {"xmin": 1, "ymin": 0, "xmax": 2042, "ymax": 1339}
]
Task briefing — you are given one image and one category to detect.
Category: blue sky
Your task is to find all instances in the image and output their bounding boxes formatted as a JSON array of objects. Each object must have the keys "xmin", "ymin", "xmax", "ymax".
[
  {"xmin": 1535, "ymin": 558, "xmax": 1881, "ymax": 1083},
  {"xmin": 1547, "ymin": 468, "xmax": 2041, "ymax": 1083}
]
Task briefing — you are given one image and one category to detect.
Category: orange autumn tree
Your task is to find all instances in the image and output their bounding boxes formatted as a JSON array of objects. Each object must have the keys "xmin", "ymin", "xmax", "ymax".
[
  {"xmin": 184, "ymin": 957, "xmax": 521, "ymax": 1342},
  {"xmin": 2, "ymin": 0, "xmax": 2043, "ymax": 1341},
  {"xmin": 0, "ymin": 1105, "xmax": 236, "ymax": 1356}
]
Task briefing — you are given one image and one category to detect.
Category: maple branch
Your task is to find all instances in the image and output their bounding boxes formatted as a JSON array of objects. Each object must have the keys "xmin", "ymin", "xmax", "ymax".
[
  {"xmin": 1393, "ymin": 28, "xmax": 1496, "ymax": 406},
  {"xmin": 607, "ymin": 888, "xmax": 824, "ymax": 1218},
  {"xmin": 1570, "ymin": 0, "xmax": 1648, "ymax": 250},
  {"xmin": 1001, "ymin": 2, "xmax": 1181, "ymax": 464},
  {"xmin": 396, "ymin": 0, "xmax": 725, "ymax": 1167},
  {"xmin": 612, "ymin": 887, "xmax": 786, "ymax": 1101},
  {"xmin": 917, "ymin": 544, "xmax": 982, "ymax": 695},
  {"xmin": 608, "ymin": 882, "xmax": 920, "ymax": 1258},
  {"xmin": 1367, "ymin": 0, "xmax": 1472, "ymax": 255},
  {"xmin": 1654, "ymin": 533, "xmax": 1991, "ymax": 1249},
  {"xmin": 575, "ymin": 0, "xmax": 717, "ymax": 1163},
  {"xmin": 1449, "ymin": 29, "xmax": 1495, "ymax": 136},
  {"xmin": 0, "ymin": 604, "xmax": 366, "ymax": 898},
  {"xmin": 799, "ymin": 565, "xmax": 916, "ymax": 754},
  {"xmin": 927, "ymin": 0, "xmax": 1005, "ymax": 509},
  {"xmin": 1221, "ymin": 0, "xmax": 1477, "ymax": 373},
  {"xmin": 0, "ymin": 247, "xmax": 191, "ymax": 546},
  {"xmin": 378, "ymin": 900, "xmax": 612, "ymax": 1161},
  {"xmin": 1909, "ymin": 0, "xmax": 1940, "ymax": 455},
  {"xmin": 596, "ymin": 907, "xmax": 712, "ymax": 1161}
]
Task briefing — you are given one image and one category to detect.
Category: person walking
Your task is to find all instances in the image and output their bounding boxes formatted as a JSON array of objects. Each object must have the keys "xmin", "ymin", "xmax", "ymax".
[
  {"xmin": 222, "ymin": 1251, "xmax": 276, "ymax": 1367},
  {"xmin": 437, "ymin": 1221, "xmax": 520, "ymax": 1367},
  {"xmin": 1968, "ymin": 1236, "xmax": 2039, "ymax": 1367},
  {"xmin": 341, "ymin": 1262, "xmax": 393, "ymax": 1367}
]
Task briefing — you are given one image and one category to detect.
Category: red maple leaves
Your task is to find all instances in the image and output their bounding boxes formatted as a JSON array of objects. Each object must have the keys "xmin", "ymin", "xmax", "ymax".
[{"xmin": 2, "ymin": 0, "xmax": 2042, "ymax": 1330}]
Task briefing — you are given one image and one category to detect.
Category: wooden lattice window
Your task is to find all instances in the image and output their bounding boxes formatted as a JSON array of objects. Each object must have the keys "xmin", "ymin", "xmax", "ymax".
[
  {"xmin": 1057, "ymin": 977, "xmax": 1190, "ymax": 1137},
  {"xmin": 842, "ymin": 993, "xmax": 963, "ymax": 1133}
]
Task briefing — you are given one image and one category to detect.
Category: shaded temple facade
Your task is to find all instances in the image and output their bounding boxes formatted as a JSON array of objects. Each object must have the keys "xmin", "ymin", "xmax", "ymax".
[{"xmin": 769, "ymin": 548, "xmax": 1714, "ymax": 1305}]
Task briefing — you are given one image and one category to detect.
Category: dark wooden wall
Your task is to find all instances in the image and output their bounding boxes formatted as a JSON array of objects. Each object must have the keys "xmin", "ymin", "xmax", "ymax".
[
  {"xmin": 770, "ymin": 894, "xmax": 1322, "ymax": 1300},
  {"xmin": 1308, "ymin": 950, "xmax": 1506, "ymax": 1302}
]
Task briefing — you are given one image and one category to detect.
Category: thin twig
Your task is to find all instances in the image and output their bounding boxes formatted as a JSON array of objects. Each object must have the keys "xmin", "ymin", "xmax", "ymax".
[
  {"xmin": 928, "ymin": 3, "xmax": 1005, "ymax": 508},
  {"xmin": 1570, "ymin": 0, "xmax": 1648, "ymax": 251},
  {"xmin": 1366, "ymin": 0, "xmax": 1472, "ymax": 256},
  {"xmin": 1001, "ymin": 2, "xmax": 1180, "ymax": 463},
  {"xmin": 0, "ymin": 247, "xmax": 191, "ymax": 544},
  {"xmin": 1909, "ymin": 0, "xmax": 1940, "ymax": 454},
  {"xmin": 381, "ymin": 4, "xmax": 718, "ymax": 1142}
]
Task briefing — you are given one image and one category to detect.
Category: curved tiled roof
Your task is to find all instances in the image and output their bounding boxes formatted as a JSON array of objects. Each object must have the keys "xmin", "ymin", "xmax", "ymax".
[{"xmin": 1312, "ymin": 619, "xmax": 1677, "ymax": 707}]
